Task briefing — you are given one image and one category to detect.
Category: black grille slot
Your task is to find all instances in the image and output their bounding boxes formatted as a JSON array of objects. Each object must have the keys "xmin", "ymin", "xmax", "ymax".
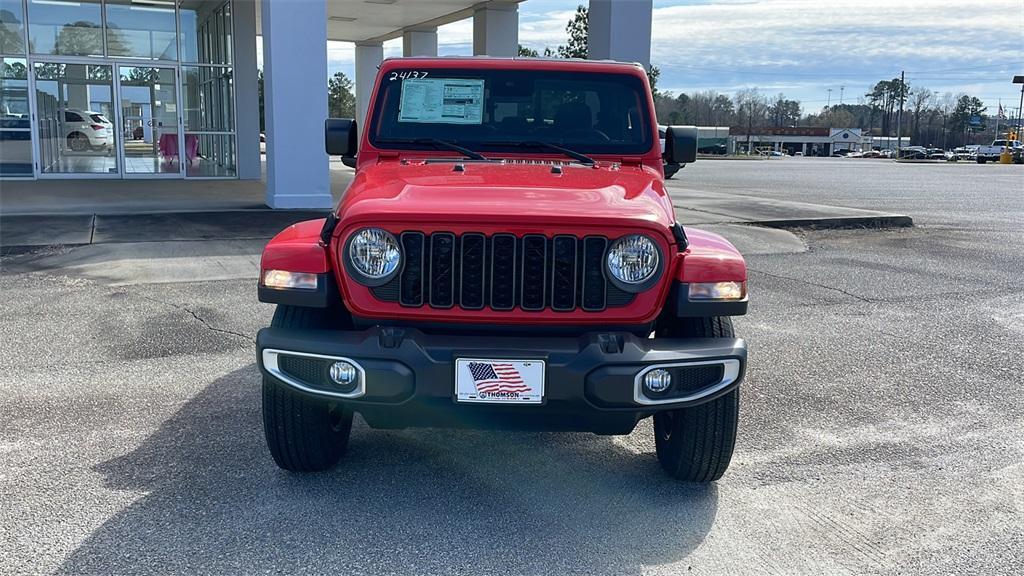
[
  {"xmin": 278, "ymin": 355, "xmax": 331, "ymax": 386},
  {"xmin": 460, "ymin": 234, "xmax": 486, "ymax": 309},
  {"xmin": 520, "ymin": 235, "xmax": 547, "ymax": 310},
  {"xmin": 581, "ymin": 236, "xmax": 608, "ymax": 311},
  {"xmin": 378, "ymin": 232, "xmax": 631, "ymax": 312},
  {"xmin": 551, "ymin": 236, "xmax": 577, "ymax": 311},
  {"xmin": 673, "ymin": 364, "xmax": 725, "ymax": 393},
  {"xmin": 400, "ymin": 232, "xmax": 425, "ymax": 306},
  {"xmin": 490, "ymin": 234, "xmax": 517, "ymax": 310},
  {"xmin": 429, "ymin": 233, "xmax": 455, "ymax": 308}
]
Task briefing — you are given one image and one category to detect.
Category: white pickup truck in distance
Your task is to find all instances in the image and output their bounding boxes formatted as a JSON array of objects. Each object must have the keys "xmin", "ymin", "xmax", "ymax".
[{"xmin": 974, "ymin": 139, "xmax": 1023, "ymax": 164}]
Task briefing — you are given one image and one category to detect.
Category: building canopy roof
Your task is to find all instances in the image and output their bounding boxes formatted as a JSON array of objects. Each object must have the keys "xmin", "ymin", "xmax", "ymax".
[{"xmin": 256, "ymin": 0, "xmax": 522, "ymax": 43}]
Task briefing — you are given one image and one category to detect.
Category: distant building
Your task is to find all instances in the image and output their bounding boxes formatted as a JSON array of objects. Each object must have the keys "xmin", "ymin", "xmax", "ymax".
[{"xmin": 728, "ymin": 127, "xmax": 909, "ymax": 156}]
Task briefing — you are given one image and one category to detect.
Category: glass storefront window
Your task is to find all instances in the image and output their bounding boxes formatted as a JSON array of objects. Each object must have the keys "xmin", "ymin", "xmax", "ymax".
[
  {"xmin": 182, "ymin": 65, "xmax": 233, "ymax": 132},
  {"xmin": 1, "ymin": 56, "xmax": 31, "ymax": 175},
  {"xmin": 179, "ymin": 1, "xmax": 232, "ymax": 64},
  {"xmin": 0, "ymin": 0, "xmax": 26, "ymax": 54},
  {"xmin": 105, "ymin": 0, "xmax": 177, "ymax": 60},
  {"xmin": 186, "ymin": 132, "xmax": 235, "ymax": 177},
  {"xmin": 3, "ymin": 1, "xmax": 241, "ymax": 179},
  {"xmin": 34, "ymin": 61, "xmax": 118, "ymax": 174},
  {"xmin": 28, "ymin": 0, "xmax": 104, "ymax": 57}
]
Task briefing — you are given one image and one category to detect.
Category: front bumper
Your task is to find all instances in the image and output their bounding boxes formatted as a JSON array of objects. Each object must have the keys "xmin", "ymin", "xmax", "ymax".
[{"xmin": 256, "ymin": 326, "xmax": 747, "ymax": 435}]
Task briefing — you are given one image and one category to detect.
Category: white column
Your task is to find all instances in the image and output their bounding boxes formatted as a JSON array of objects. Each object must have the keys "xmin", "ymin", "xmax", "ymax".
[
  {"xmin": 402, "ymin": 28, "xmax": 437, "ymax": 57},
  {"xmin": 588, "ymin": 0, "xmax": 652, "ymax": 69},
  {"xmin": 260, "ymin": 0, "xmax": 331, "ymax": 208},
  {"xmin": 233, "ymin": 0, "xmax": 261, "ymax": 179},
  {"xmin": 355, "ymin": 41, "xmax": 384, "ymax": 130},
  {"xmin": 473, "ymin": 2, "xmax": 519, "ymax": 57}
]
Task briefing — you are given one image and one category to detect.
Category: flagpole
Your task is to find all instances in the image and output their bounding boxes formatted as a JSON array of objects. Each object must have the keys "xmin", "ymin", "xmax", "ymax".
[{"xmin": 995, "ymin": 99, "xmax": 1001, "ymax": 139}]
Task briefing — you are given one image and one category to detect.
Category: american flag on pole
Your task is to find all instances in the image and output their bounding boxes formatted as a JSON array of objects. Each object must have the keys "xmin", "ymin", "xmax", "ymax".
[{"xmin": 468, "ymin": 362, "xmax": 531, "ymax": 394}]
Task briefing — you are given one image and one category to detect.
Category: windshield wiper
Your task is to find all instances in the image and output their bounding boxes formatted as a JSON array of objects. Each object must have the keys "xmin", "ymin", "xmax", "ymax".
[
  {"xmin": 411, "ymin": 138, "xmax": 488, "ymax": 161},
  {"xmin": 484, "ymin": 140, "xmax": 596, "ymax": 166},
  {"xmin": 374, "ymin": 137, "xmax": 488, "ymax": 161}
]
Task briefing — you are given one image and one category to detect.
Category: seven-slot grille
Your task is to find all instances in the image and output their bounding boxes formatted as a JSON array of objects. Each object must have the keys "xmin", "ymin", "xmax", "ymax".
[{"xmin": 370, "ymin": 232, "xmax": 636, "ymax": 312}]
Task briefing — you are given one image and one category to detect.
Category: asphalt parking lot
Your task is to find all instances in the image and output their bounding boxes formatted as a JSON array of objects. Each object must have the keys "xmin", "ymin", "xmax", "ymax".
[{"xmin": 2, "ymin": 159, "xmax": 1022, "ymax": 575}]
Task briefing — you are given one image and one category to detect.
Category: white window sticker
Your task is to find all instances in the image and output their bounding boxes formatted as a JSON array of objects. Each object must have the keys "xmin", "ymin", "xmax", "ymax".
[{"xmin": 398, "ymin": 78, "xmax": 484, "ymax": 125}]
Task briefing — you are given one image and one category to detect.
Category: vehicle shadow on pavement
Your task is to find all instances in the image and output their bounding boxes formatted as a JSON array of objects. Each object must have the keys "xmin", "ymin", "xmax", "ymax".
[{"xmin": 58, "ymin": 365, "xmax": 718, "ymax": 575}]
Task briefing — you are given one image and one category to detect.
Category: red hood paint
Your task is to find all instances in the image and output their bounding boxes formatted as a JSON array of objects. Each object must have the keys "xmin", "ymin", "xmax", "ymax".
[{"xmin": 334, "ymin": 161, "xmax": 675, "ymax": 234}]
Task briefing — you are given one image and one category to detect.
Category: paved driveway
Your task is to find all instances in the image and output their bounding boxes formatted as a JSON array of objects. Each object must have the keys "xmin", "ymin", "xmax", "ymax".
[{"xmin": 2, "ymin": 159, "xmax": 1021, "ymax": 575}]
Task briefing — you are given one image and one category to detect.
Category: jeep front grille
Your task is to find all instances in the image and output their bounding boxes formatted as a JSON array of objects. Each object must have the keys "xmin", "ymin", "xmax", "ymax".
[{"xmin": 370, "ymin": 232, "xmax": 635, "ymax": 312}]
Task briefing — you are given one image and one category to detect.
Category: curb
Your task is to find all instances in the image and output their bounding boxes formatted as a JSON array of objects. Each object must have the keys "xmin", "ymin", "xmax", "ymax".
[
  {"xmin": 752, "ymin": 214, "xmax": 914, "ymax": 230},
  {"xmin": 2, "ymin": 209, "xmax": 915, "ymax": 252}
]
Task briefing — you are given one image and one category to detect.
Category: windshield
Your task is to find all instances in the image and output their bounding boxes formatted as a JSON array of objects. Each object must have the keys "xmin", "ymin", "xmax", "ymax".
[{"xmin": 369, "ymin": 68, "xmax": 654, "ymax": 156}]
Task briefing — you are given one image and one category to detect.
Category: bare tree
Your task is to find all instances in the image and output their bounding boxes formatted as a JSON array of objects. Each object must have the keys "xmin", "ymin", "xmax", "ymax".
[{"xmin": 909, "ymin": 88, "xmax": 933, "ymax": 145}]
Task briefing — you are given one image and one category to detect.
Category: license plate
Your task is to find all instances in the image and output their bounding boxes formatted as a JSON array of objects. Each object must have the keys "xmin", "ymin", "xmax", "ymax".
[{"xmin": 455, "ymin": 358, "xmax": 544, "ymax": 404}]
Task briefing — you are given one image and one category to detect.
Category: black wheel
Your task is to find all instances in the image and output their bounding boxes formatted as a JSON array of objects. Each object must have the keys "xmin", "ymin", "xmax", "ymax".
[
  {"xmin": 976, "ymin": 157, "xmax": 986, "ymax": 164},
  {"xmin": 652, "ymin": 317, "xmax": 740, "ymax": 482},
  {"xmin": 67, "ymin": 132, "xmax": 90, "ymax": 152},
  {"xmin": 262, "ymin": 305, "xmax": 353, "ymax": 472},
  {"xmin": 663, "ymin": 163, "xmax": 681, "ymax": 179}
]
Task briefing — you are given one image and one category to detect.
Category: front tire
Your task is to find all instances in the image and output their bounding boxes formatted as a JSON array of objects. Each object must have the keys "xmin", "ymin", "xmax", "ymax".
[
  {"xmin": 262, "ymin": 305, "xmax": 353, "ymax": 472},
  {"xmin": 652, "ymin": 317, "xmax": 740, "ymax": 482}
]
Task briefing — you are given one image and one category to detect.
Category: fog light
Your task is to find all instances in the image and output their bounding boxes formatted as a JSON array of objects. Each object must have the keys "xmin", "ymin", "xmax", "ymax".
[
  {"xmin": 643, "ymin": 369, "xmax": 672, "ymax": 394},
  {"xmin": 329, "ymin": 361, "xmax": 358, "ymax": 386}
]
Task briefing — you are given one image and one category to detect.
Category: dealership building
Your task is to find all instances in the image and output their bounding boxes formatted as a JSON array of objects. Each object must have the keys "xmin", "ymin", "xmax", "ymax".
[
  {"xmin": 0, "ymin": 0, "xmax": 655, "ymax": 209},
  {"xmin": 728, "ymin": 127, "xmax": 912, "ymax": 156}
]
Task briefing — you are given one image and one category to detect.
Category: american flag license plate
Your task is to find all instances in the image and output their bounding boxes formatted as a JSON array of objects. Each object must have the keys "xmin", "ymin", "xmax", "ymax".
[{"xmin": 455, "ymin": 359, "xmax": 545, "ymax": 404}]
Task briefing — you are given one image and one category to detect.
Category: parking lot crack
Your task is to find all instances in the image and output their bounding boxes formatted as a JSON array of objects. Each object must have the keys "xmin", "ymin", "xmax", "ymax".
[
  {"xmin": 748, "ymin": 268, "xmax": 873, "ymax": 303},
  {"xmin": 139, "ymin": 294, "xmax": 252, "ymax": 341}
]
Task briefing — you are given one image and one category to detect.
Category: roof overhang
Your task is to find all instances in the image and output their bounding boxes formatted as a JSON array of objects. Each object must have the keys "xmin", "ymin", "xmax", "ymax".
[{"xmin": 256, "ymin": 0, "xmax": 522, "ymax": 44}]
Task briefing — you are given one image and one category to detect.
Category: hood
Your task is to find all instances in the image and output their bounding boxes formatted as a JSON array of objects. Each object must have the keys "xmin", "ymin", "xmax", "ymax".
[{"xmin": 337, "ymin": 161, "xmax": 675, "ymax": 233}]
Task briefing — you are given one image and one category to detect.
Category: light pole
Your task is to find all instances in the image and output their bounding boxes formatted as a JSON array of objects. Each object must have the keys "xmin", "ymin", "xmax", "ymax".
[{"xmin": 1014, "ymin": 75, "xmax": 1024, "ymax": 140}]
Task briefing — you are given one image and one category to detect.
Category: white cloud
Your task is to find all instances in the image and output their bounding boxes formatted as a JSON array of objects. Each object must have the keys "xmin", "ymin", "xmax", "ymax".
[{"xmin": 262, "ymin": 0, "xmax": 1023, "ymax": 112}]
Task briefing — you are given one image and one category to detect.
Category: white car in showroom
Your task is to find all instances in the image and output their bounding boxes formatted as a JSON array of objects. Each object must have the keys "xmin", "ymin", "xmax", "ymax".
[{"xmin": 64, "ymin": 109, "xmax": 114, "ymax": 152}]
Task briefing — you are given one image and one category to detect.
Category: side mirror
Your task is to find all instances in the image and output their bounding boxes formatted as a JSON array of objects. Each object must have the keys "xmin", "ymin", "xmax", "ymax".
[
  {"xmin": 665, "ymin": 126, "xmax": 698, "ymax": 164},
  {"xmin": 325, "ymin": 118, "xmax": 358, "ymax": 158}
]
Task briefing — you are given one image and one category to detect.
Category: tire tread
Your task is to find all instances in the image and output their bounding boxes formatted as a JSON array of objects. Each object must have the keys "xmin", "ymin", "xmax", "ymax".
[
  {"xmin": 653, "ymin": 316, "xmax": 740, "ymax": 482},
  {"xmin": 262, "ymin": 305, "xmax": 352, "ymax": 472}
]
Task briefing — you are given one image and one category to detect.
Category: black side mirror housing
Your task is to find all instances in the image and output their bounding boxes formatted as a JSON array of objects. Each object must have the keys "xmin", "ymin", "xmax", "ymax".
[
  {"xmin": 325, "ymin": 118, "xmax": 358, "ymax": 158},
  {"xmin": 665, "ymin": 126, "xmax": 698, "ymax": 164}
]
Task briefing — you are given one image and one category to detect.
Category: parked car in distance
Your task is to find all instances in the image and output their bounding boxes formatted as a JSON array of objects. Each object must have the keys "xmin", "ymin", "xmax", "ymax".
[
  {"xmin": 953, "ymin": 145, "xmax": 977, "ymax": 161},
  {"xmin": 257, "ymin": 57, "xmax": 747, "ymax": 484},
  {"xmin": 975, "ymin": 139, "xmax": 1023, "ymax": 164},
  {"xmin": 698, "ymin": 143, "xmax": 728, "ymax": 155},
  {"xmin": 64, "ymin": 109, "xmax": 113, "ymax": 152},
  {"xmin": 898, "ymin": 146, "xmax": 929, "ymax": 160}
]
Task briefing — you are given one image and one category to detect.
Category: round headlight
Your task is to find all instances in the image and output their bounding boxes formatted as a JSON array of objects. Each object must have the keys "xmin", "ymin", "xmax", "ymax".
[
  {"xmin": 606, "ymin": 234, "xmax": 661, "ymax": 289},
  {"xmin": 347, "ymin": 228, "xmax": 401, "ymax": 284}
]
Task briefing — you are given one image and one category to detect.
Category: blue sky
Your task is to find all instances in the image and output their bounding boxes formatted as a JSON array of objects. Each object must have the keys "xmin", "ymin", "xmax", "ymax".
[{"xmin": 314, "ymin": 0, "xmax": 1024, "ymax": 115}]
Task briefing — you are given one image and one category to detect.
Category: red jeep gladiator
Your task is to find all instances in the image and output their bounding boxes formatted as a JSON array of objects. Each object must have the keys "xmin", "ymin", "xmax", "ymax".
[{"xmin": 257, "ymin": 57, "xmax": 748, "ymax": 483}]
